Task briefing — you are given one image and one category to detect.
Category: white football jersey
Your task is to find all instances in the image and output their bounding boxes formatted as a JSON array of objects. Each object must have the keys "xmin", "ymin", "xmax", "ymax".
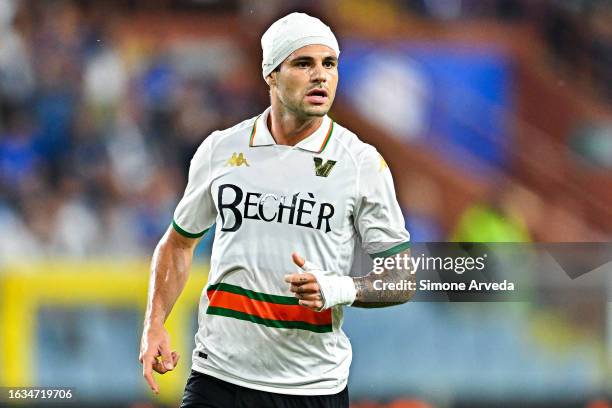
[{"xmin": 173, "ymin": 107, "xmax": 410, "ymax": 395}]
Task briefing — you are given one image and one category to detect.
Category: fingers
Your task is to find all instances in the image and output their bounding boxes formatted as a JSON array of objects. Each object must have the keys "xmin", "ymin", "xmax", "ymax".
[
  {"xmin": 152, "ymin": 350, "xmax": 181, "ymax": 375},
  {"xmin": 287, "ymin": 255, "xmax": 323, "ymax": 310},
  {"xmin": 289, "ymin": 282, "xmax": 319, "ymax": 294},
  {"xmin": 159, "ymin": 343, "xmax": 175, "ymax": 371},
  {"xmin": 140, "ymin": 326, "xmax": 178, "ymax": 395},
  {"xmin": 152, "ymin": 358, "xmax": 167, "ymax": 374},
  {"xmin": 292, "ymin": 252, "xmax": 305, "ymax": 269},
  {"xmin": 142, "ymin": 355, "xmax": 159, "ymax": 394},
  {"xmin": 294, "ymin": 292, "xmax": 322, "ymax": 301},
  {"xmin": 291, "ymin": 253, "xmax": 321, "ymax": 273},
  {"xmin": 284, "ymin": 272, "xmax": 317, "ymax": 284},
  {"xmin": 298, "ymin": 299, "xmax": 324, "ymax": 311}
]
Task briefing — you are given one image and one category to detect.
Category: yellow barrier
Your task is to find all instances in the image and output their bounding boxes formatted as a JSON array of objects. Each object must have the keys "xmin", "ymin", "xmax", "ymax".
[{"xmin": 0, "ymin": 260, "xmax": 209, "ymax": 405}]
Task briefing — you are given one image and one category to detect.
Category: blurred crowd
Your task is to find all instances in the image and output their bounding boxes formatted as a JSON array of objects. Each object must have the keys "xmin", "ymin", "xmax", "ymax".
[
  {"xmin": 541, "ymin": 0, "xmax": 612, "ymax": 102},
  {"xmin": 402, "ymin": 0, "xmax": 612, "ymax": 103},
  {"xmin": 0, "ymin": 0, "xmax": 265, "ymax": 259}
]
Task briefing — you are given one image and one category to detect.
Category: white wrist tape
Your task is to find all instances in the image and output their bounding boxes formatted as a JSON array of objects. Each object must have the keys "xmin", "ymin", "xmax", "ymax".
[{"xmin": 302, "ymin": 260, "xmax": 356, "ymax": 309}]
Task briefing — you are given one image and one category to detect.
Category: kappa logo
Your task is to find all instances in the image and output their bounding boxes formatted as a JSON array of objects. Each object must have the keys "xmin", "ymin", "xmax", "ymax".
[
  {"xmin": 226, "ymin": 152, "xmax": 250, "ymax": 167},
  {"xmin": 313, "ymin": 157, "xmax": 336, "ymax": 177}
]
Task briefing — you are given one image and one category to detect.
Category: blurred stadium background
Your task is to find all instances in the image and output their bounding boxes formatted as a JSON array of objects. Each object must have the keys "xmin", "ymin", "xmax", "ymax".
[{"xmin": 0, "ymin": 0, "xmax": 611, "ymax": 407}]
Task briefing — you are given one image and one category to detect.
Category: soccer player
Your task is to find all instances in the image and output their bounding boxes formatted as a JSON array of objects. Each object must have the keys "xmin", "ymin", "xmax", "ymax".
[{"xmin": 139, "ymin": 12, "xmax": 414, "ymax": 408}]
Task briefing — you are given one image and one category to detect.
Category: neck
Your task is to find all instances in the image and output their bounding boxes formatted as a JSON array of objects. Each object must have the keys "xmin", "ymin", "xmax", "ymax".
[{"xmin": 268, "ymin": 101, "xmax": 323, "ymax": 146}]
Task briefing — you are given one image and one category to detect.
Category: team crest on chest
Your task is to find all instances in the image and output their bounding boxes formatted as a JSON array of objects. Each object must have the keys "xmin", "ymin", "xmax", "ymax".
[
  {"xmin": 226, "ymin": 152, "xmax": 250, "ymax": 167},
  {"xmin": 313, "ymin": 157, "xmax": 336, "ymax": 177}
]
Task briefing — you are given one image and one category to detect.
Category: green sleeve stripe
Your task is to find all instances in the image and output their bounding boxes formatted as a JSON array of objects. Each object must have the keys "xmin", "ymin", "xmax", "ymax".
[
  {"xmin": 369, "ymin": 241, "xmax": 411, "ymax": 259},
  {"xmin": 172, "ymin": 220, "xmax": 208, "ymax": 238},
  {"xmin": 208, "ymin": 283, "xmax": 298, "ymax": 305}
]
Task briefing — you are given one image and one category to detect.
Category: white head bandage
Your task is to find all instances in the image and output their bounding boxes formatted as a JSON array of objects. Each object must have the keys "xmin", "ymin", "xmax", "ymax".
[{"xmin": 261, "ymin": 12, "xmax": 340, "ymax": 79}]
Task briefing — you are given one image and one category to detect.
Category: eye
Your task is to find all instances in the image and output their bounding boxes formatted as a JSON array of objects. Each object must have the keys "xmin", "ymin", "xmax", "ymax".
[
  {"xmin": 324, "ymin": 60, "xmax": 336, "ymax": 68},
  {"xmin": 297, "ymin": 61, "xmax": 309, "ymax": 68}
]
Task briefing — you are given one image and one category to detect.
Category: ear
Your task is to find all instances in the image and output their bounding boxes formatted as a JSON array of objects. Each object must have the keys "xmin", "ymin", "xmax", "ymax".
[{"xmin": 266, "ymin": 71, "xmax": 277, "ymax": 87}]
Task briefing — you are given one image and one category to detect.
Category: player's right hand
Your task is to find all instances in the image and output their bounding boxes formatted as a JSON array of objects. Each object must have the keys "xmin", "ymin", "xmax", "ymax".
[{"xmin": 139, "ymin": 324, "xmax": 180, "ymax": 394}]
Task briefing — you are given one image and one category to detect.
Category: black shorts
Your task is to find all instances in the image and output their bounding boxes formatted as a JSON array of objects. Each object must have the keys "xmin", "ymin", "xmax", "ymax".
[{"xmin": 180, "ymin": 370, "xmax": 349, "ymax": 408}]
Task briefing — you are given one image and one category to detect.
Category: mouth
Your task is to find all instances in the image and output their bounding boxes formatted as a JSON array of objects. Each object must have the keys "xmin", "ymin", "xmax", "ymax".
[
  {"xmin": 305, "ymin": 88, "xmax": 329, "ymax": 105},
  {"xmin": 306, "ymin": 88, "xmax": 328, "ymax": 97}
]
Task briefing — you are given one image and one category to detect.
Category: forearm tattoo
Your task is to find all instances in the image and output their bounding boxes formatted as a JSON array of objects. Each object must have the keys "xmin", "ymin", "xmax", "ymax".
[{"xmin": 351, "ymin": 249, "xmax": 415, "ymax": 308}]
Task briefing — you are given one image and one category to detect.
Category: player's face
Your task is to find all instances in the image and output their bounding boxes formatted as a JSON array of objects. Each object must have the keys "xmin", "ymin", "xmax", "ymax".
[{"xmin": 271, "ymin": 45, "xmax": 338, "ymax": 119}]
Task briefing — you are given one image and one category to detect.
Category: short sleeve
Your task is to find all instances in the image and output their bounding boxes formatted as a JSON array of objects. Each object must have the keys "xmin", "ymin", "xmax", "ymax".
[
  {"xmin": 354, "ymin": 147, "xmax": 410, "ymax": 258},
  {"xmin": 172, "ymin": 136, "xmax": 217, "ymax": 238}
]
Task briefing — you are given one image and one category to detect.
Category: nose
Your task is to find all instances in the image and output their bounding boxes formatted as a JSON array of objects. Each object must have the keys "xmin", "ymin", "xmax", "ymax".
[{"xmin": 310, "ymin": 63, "xmax": 327, "ymax": 83}]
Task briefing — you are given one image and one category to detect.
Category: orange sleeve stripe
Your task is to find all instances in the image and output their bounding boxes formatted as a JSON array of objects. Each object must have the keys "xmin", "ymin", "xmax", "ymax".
[{"xmin": 207, "ymin": 289, "xmax": 332, "ymax": 326}]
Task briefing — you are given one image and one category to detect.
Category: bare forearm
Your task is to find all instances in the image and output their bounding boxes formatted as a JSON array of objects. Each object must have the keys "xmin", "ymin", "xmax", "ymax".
[
  {"xmin": 351, "ymin": 249, "xmax": 415, "ymax": 308},
  {"xmin": 144, "ymin": 229, "xmax": 196, "ymax": 327}
]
